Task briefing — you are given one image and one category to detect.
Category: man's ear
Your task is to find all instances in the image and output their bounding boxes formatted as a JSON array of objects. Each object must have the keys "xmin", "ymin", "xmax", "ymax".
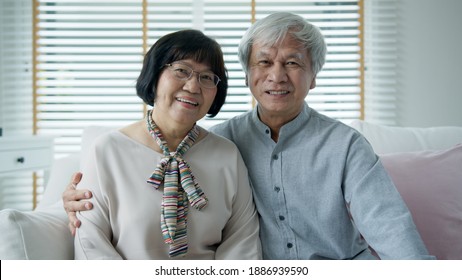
[{"xmin": 310, "ymin": 76, "xmax": 316, "ymax": 89}]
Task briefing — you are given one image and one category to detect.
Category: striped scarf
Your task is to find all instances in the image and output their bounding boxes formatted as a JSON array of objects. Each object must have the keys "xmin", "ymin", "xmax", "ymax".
[{"xmin": 146, "ymin": 110, "xmax": 208, "ymax": 258}]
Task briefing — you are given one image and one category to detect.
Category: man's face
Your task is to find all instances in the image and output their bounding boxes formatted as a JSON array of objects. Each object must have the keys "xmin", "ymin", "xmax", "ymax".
[{"xmin": 247, "ymin": 35, "xmax": 316, "ymax": 124}]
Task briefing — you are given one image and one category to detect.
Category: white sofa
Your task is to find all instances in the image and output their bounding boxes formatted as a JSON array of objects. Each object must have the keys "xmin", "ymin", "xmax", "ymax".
[{"xmin": 1, "ymin": 121, "xmax": 461, "ymax": 259}]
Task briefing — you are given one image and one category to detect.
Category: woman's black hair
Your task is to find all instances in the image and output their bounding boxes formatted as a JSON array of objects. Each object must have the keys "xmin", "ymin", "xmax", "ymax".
[{"xmin": 136, "ymin": 29, "xmax": 228, "ymax": 118}]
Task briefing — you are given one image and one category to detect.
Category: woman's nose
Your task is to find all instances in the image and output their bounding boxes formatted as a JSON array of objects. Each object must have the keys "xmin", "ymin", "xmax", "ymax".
[{"xmin": 183, "ymin": 73, "xmax": 202, "ymax": 93}]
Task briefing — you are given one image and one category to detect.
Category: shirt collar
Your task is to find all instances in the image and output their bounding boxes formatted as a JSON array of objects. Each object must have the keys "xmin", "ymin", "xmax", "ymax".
[{"xmin": 251, "ymin": 102, "xmax": 313, "ymax": 139}]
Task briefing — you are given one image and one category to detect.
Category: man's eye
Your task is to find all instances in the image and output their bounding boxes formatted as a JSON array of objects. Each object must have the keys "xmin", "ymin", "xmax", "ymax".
[
  {"xmin": 286, "ymin": 61, "xmax": 300, "ymax": 66},
  {"xmin": 258, "ymin": 60, "xmax": 270, "ymax": 66}
]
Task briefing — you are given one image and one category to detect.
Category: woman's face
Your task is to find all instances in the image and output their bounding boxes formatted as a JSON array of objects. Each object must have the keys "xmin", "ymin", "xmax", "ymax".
[{"xmin": 153, "ymin": 59, "xmax": 218, "ymax": 127}]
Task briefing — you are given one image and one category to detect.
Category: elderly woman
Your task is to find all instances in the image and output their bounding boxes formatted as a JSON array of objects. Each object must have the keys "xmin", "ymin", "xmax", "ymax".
[{"xmin": 74, "ymin": 30, "xmax": 261, "ymax": 259}]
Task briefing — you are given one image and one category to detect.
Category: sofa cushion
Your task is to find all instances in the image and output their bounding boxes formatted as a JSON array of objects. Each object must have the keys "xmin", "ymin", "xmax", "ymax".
[
  {"xmin": 380, "ymin": 143, "xmax": 462, "ymax": 259},
  {"xmin": 0, "ymin": 203, "xmax": 73, "ymax": 259},
  {"xmin": 350, "ymin": 120, "xmax": 462, "ymax": 154},
  {"xmin": 37, "ymin": 154, "xmax": 81, "ymax": 210}
]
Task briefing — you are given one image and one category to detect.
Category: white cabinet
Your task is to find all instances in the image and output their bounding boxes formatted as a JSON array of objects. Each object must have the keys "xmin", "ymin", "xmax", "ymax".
[
  {"xmin": 0, "ymin": 136, "xmax": 54, "ymax": 209},
  {"xmin": 0, "ymin": 136, "xmax": 54, "ymax": 175}
]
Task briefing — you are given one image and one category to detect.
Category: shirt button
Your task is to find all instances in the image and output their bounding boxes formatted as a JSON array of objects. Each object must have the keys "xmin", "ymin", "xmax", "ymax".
[
  {"xmin": 274, "ymin": 186, "xmax": 280, "ymax": 192},
  {"xmin": 287, "ymin": 243, "xmax": 293, "ymax": 248},
  {"xmin": 279, "ymin": 215, "xmax": 285, "ymax": 221},
  {"xmin": 265, "ymin": 129, "xmax": 270, "ymax": 134},
  {"xmin": 272, "ymin": 154, "xmax": 278, "ymax": 160}
]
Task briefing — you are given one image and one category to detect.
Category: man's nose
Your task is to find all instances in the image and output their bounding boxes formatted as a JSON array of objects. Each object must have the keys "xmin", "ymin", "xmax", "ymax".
[{"xmin": 267, "ymin": 63, "xmax": 288, "ymax": 83}]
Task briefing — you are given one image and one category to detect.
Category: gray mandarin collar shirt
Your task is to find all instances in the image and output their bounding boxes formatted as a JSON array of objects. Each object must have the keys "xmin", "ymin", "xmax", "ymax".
[{"xmin": 210, "ymin": 102, "xmax": 433, "ymax": 260}]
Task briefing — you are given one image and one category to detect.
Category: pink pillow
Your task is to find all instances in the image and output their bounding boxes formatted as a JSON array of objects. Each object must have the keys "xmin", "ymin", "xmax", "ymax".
[{"xmin": 380, "ymin": 144, "xmax": 462, "ymax": 260}]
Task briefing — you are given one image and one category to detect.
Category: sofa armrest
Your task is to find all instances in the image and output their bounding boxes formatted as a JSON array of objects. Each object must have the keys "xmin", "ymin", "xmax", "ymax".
[{"xmin": 0, "ymin": 202, "xmax": 73, "ymax": 259}]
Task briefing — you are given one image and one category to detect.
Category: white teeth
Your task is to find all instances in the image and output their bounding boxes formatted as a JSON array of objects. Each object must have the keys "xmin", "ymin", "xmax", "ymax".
[
  {"xmin": 267, "ymin": 90, "xmax": 289, "ymax": 95},
  {"xmin": 176, "ymin": 97, "xmax": 198, "ymax": 106}
]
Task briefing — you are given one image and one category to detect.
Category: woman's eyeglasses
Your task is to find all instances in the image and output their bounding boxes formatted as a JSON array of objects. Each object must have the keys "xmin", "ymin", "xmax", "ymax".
[{"xmin": 165, "ymin": 63, "xmax": 221, "ymax": 89}]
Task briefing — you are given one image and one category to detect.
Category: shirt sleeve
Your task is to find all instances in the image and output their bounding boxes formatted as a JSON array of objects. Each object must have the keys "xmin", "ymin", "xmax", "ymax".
[
  {"xmin": 74, "ymin": 141, "xmax": 123, "ymax": 260},
  {"xmin": 344, "ymin": 134, "xmax": 434, "ymax": 259},
  {"xmin": 214, "ymin": 151, "xmax": 262, "ymax": 260}
]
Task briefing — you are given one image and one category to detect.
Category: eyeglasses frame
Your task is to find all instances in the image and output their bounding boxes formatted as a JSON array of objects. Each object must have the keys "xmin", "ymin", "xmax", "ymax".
[{"xmin": 164, "ymin": 63, "xmax": 221, "ymax": 89}]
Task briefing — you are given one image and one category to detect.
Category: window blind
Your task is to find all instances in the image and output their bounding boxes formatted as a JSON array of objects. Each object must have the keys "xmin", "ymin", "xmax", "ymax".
[
  {"xmin": 0, "ymin": 0, "xmax": 36, "ymax": 211},
  {"xmin": 1, "ymin": 0, "xmax": 33, "ymax": 136},
  {"xmin": 202, "ymin": 0, "xmax": 254, "ymax": 127},
  {"xmin": 363, "ymin": 0, "xmax": 397, "ymax": 125},
  {"xmin": 35, "ymin": 0, "xmax": 145, "ymax": 156}
]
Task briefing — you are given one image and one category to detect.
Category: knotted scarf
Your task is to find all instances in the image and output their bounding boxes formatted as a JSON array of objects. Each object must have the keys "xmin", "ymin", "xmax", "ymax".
[{"xmin": 146, "ymin": 110, "xmax": 208, "ymax": 258}]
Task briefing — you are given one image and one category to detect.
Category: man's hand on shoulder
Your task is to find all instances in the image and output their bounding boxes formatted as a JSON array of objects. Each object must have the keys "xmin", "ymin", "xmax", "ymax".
[{"xmin": 62, "ymin": 172, "xmax": 93, "ymax": 236}]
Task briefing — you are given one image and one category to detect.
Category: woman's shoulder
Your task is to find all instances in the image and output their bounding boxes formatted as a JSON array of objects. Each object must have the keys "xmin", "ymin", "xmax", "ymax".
[
  {"xmin": 92, "ymin": 121, "xmax": 146, "ymax": 150},
  {"xmin": 108, "ymin": 120, "xmax": 160, "ymax": 152},
  {"xmin": 91, "ymin": 130, "xmax": 126, "ymax": 152}
]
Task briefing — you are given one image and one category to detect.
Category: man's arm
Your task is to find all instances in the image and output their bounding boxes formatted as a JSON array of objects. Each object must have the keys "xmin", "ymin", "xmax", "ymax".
[
  {"xmin": 62, "ymin": 172, "xmax": 93, "ymax": 236},
  {"xmin": 344, "ymin": 135, "xmax": 433, "ymax": 259}
]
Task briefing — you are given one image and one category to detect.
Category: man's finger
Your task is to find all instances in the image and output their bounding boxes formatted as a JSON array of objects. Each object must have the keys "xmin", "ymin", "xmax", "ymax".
[
  {"xmin": 69, "ymin": 172, "xmax": 83, "ymax": 189},
  {"xmin": 65, "ymin": 200, "xmax": 93, "ymax": 212},
  {"xmin": 63, "ymin": 188, "xmax": 92, "ymax": 202},
  {"xmin": 69, "ymin": 222, "xmax": 76, "ymax": 236},
  {"xmin": 69, "ymin": 212, "xmax": 81, "ymax": 227}
]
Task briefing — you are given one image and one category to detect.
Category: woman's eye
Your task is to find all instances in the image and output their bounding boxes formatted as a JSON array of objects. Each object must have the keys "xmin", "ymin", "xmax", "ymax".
[
  {"xmin": 176, "ymin": 68, "xmax": 189, "ymax": 74},
  {"xmin": 201, "ymin": 74, "xmax": 214, "ymax": 81}
]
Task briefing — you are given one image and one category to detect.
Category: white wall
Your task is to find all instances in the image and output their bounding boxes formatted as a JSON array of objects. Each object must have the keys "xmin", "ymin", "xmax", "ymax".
[{"xmin": 397, "ymin": 0, "xmax": 462, "ymax": 127}]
